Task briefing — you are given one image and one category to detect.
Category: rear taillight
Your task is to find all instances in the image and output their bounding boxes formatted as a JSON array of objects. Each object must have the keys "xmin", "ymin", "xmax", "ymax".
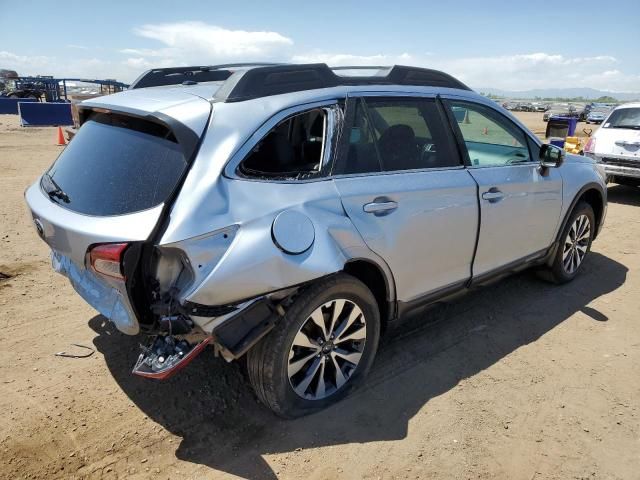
[
  {"xmin": 584, "ymin": 137, "xmax": 596, "ymax": 154},
  {"xmin": 89, "ymin": 243, "xmax": 128, "ymax": 280}
]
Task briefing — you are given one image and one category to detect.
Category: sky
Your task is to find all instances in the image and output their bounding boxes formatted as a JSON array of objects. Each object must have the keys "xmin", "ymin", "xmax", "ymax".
[{"xmin": 1, "ymin": 0, "xmax": 639, "ymax": 92}]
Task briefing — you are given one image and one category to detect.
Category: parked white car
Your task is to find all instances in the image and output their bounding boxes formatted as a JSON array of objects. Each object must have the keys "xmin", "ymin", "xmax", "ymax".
[{"xmin": 584, "ymin": 102, "xmax": 640, "ymax": 187}]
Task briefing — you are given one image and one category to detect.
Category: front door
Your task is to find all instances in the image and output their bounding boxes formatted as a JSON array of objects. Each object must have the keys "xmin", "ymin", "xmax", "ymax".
[
  {"xmin": 444, "ymin": 99, "xmax": 563, "ymax": 277},
  {"xmin": 333, "ymin": 96, "xmax": 479, "ymax": 304}
]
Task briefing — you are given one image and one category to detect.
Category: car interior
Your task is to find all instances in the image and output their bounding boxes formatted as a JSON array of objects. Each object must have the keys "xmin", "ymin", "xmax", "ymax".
[
  {"xmin": 239, "ymin": 109, "xmax": 326, "ymax": 178},
  {"xmin": 344, "ymin": 99, "xmax": 453, "ymax": 174}
]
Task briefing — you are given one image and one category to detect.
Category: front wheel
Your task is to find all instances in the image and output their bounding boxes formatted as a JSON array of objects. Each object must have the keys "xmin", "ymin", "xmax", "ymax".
[
  {"xmin": 543, "ymin": 201, "xmax": 595, "ymax": 283},
  {"xmin": 247, "ymin": 273, "xmax": 381, "ymax": 418}
]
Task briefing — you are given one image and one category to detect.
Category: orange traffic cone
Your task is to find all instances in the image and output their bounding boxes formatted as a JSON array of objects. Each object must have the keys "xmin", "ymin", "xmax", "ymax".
[{"xmin": 56, "ymin": 127, "xmax": 66, "ymax": 146}]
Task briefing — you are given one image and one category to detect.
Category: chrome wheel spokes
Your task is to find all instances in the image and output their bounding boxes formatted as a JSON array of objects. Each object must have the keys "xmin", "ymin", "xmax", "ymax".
[
  {"xmin": 562, "ymin": 214, "xmax": 591, "ymax": 274},
  {"xmin": 287, "ymin": 299, "xmax": 366, "ymax": 400}
]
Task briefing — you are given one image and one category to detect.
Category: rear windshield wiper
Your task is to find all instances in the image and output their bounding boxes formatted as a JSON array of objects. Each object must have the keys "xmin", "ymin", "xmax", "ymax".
[
  {"xmin": 42, "ymin": 173, "xmax": 70, "ymax": 203},
  {"xmin": 611, "ymin": 125, "xmax": 640, "ymax": 130}
]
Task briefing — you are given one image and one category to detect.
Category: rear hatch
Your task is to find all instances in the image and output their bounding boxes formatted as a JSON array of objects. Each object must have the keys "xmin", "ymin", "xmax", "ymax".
[{"xmin": 24, "ymin": 87, "xmax": 214, "ymax": 334}]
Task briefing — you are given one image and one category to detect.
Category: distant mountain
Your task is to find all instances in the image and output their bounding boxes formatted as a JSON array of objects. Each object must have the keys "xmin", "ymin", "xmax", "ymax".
[{"xmin": 475, "ymin": 87, "xmax": 640, "ymax": 101}]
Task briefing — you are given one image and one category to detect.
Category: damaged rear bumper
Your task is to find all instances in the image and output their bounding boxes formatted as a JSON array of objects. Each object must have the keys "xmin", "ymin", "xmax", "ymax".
[
  {"xmin": 208, "ymin": 296, "xmax": 279, "ymax": 361},
  {"xmin": 52, "ymin": 251, "xmax": 140, "ymax": 335}
]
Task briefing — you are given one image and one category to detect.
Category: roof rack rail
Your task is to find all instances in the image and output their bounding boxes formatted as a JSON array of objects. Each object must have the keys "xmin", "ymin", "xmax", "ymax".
[
  {"xmin": 215, "ymin": 63, "xmax": 471, "ymax": 102},
  {"xmin": 129, "ymin": 63, "xmax": 283, "ymax": 89}
]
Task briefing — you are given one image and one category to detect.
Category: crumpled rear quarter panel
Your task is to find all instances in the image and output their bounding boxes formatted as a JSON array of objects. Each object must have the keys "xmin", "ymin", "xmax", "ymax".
[{"xmin": 165, "ymin": 178, "xmax": 377, "ymax": 307}]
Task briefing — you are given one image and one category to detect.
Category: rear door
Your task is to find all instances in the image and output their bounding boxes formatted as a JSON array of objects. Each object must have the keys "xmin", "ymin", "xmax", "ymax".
[
  {"xmin": 333, "ymin": 95, "xmax": 479, "ymax": 304},
  {"xmin": 443, "ymin": 99, "xmax": 563, "ymax": 277}
]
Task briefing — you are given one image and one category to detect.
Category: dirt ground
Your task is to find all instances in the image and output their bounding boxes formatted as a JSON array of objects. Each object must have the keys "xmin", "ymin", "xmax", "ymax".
[{"xmin": 0, "ymin": 112, "xmax": 639, "ymax": 480}]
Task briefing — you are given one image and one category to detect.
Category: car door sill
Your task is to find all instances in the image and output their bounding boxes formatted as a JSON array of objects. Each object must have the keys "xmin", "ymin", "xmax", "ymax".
[
  {"xmin": 394, "ymin": 247, "xmax": 552, "ymax": 323},
  {"xmin": 470, "ymin": 248, "xmax": 551, "ymax": 287}
]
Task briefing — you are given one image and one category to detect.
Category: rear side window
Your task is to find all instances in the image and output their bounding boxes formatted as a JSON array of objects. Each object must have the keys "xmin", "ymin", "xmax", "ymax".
[
  {"xmin": 239, "ymin": 108, "xmax": 327, "ymax": 180},
  {"xmin": 44, "ymin": 113, "xmax": 187, "ymax": 216},
  {"xmin": 341, "ymin": 97, "xmax": 459, "ymax": 174}
]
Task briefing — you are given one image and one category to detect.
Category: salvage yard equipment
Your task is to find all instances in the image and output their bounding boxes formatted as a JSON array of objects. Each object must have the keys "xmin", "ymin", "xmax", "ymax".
[
  {"xmin": 1, "ymin": 76, "xmax": 128, "ymax": 103},
  {"xmin": 18, "ymin": 101, "xmax": 73, "ymax": 127}
]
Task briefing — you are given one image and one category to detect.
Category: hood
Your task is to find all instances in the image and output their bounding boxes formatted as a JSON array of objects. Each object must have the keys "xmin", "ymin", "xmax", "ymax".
[
  {"xmin": 593, "ymin": 127, "xmax": 640, "ymax": 156},
  {"xmin": 564, "ymin": 153, "xmax": 596, "ymax": 164}
]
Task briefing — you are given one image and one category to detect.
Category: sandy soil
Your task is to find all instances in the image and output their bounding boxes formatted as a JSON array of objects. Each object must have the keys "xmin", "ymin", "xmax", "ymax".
[{"xmin": 0, "ymin": 113, "xmax": 639, "ymax": 480}]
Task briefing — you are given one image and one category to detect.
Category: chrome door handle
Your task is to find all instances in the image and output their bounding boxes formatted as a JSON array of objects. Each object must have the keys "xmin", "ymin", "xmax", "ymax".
[
  {"xmin": 481, "ymin": 190, "xmax": 505, "ymax": 202},
  {"xmin": 363, "ymin": 201, "xmax": 398, "ymax": 214}
]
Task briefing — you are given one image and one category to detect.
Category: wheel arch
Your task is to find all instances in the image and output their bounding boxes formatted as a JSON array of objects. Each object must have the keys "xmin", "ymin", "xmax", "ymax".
[
  {"xmin": 343, "ymin": 258, "xmax": 395, "ymax": 329},
  {"xmin": 546, "ymin": 182, "xmax": 605, "ymax": 267},
  {"xmin": 581, "ymin": 187, "xmax": 605, "ymax": 239},
  {"xmin": 561, "ymin": 183, "xmax": 605, "ymax": 241}
]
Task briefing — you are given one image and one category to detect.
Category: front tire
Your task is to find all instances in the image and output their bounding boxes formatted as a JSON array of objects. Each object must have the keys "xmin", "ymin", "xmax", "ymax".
[
  {"xmin": 247, "ymin": 273, "xmax": 380, "ymax": 418},
  {"xmin": 543, "ymin": 201, "xmax": 595, "ymax": 284}
]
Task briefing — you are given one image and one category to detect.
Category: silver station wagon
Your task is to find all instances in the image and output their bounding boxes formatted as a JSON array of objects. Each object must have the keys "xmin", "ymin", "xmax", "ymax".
[{"xmin": 25, "ymin": 64, "xmax": 607, "ymax": 417}]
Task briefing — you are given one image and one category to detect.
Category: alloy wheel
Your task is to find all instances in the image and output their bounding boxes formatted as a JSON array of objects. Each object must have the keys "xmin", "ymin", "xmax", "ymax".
[
  {"xmin": 287, "ymin": 299, "xmax": 367, "ymax": 400},
  {"xmin": 563, "ymin": 214, "xmax": 591, "ymax": 274}
]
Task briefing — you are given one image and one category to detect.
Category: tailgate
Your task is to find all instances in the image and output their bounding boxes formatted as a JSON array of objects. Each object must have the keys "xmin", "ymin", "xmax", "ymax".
[{"xmin": 24, "ymin": 92, "xmax": 212, "ymax": 334}]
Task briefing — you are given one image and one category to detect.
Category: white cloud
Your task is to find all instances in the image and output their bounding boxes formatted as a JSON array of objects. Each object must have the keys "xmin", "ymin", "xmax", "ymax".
[
  {"xmin": 291, "ymin": 52, "xmax": 415, "ymax": 66},
  {"xmin": 291, "ymin": 50, "xmax": 639, "ymax": 92},
  {"xmin": 2, "ymin": 25, "xmax": 639, "ymax": 93},
  {"xmin": 131, "ymin": 22, "xmax": 293, "ymax": 62},
  {"xmin": 434, "ymin": 52, "xmax": 639, "ymax": 91}
]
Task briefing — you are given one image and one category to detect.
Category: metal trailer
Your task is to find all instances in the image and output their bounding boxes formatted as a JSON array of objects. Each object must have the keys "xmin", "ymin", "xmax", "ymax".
[{"xmin": 2, "ymin": 77, "xmax": 129, "ymax": 102}]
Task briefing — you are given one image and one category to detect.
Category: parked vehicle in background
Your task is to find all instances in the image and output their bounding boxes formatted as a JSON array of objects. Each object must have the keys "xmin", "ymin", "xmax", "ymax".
[
  {"xmin": 586, "ymin": 109, "xmax": 609, "ymax": 124},
  {"xmin": 544, "ymin": 105, "xmax": 579, "ymax": 122},
  {"xmin": 584, "ymin": 102, "xmax": 640, "ymax": 187},
  {"xmin": 25, "ymin": 63, "xmax": 607, "ymax": 417},
  {"xmin": 516, "ymin": 102, "xmax": 534, "ymax": 112},
  {"xmin": 580, "ymin": 102, "xmax": 616, "ymax": 121}
]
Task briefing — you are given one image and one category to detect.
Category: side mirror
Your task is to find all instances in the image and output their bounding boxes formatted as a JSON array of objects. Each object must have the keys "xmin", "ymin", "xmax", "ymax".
[{"xmin": 540, "ymin": 143, "xmax": 565, "ymax": 168}]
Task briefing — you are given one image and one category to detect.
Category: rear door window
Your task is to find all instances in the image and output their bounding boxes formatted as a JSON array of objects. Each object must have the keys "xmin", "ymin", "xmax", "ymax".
[
  {"xmin": 44, "ymin": 113, "xmax": 187, "ymax": 216},
  {"xmin": 340, "ymin": 97, "xmax": 460, "ymax": 174}
]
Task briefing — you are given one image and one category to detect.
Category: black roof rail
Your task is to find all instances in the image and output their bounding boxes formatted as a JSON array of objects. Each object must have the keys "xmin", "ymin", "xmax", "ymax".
[
  {"xmin": 215, "ymin": 63, "xmax": 471, "ymax": 102},
  {"xmin": 129, "ymin": 63, "xmax": 283, "ymax": 89}
]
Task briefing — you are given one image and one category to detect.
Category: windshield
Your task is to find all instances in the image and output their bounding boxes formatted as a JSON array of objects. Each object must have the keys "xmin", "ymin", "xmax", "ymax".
[
  {"xmin": 603, "ymin": 108, "xmax": 640, "ymax": 129},
  {"xmin": 43, "ymin": 113, "xmax": 187, "ymax": 216}
]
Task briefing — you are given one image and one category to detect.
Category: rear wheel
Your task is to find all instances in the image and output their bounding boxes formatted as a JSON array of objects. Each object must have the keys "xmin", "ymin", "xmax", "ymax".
[
  {"xmin": 542, "ymin": 201, "xmax": 595, "ymax": 283},
  {"xmin": 247, "ymin": 273, "xmax": 380, "ymax": 418}
]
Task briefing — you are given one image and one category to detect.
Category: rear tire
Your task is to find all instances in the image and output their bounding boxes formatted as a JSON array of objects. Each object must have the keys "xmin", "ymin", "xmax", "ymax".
[
  {"xmin": 542, "ymin": 201, "xmax": 595, "ymax": 284},
  {"xmin": 247, "ymin": 273, "xmax": 381, "ymax": 418}
]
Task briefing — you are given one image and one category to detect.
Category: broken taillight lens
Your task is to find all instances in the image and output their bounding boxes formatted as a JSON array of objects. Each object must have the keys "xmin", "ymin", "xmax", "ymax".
[{"xmin": 89, "ymin": 243, "xmax": 129, "ymax": 280}]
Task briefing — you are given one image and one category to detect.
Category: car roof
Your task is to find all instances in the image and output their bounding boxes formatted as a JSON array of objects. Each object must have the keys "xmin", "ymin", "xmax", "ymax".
[
  {"xmin": 128, "ymin": 63, "xmax": 472, "ymax": 102},
  {"xmin": 613, "ymin": 102, "xmax": 640, "ymax": 110}
]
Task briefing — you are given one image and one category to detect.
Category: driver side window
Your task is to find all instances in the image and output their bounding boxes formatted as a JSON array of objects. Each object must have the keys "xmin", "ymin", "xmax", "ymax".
[{"xmin": 448, "ymin": 101, "xmax": 532, "ymax": 167}]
